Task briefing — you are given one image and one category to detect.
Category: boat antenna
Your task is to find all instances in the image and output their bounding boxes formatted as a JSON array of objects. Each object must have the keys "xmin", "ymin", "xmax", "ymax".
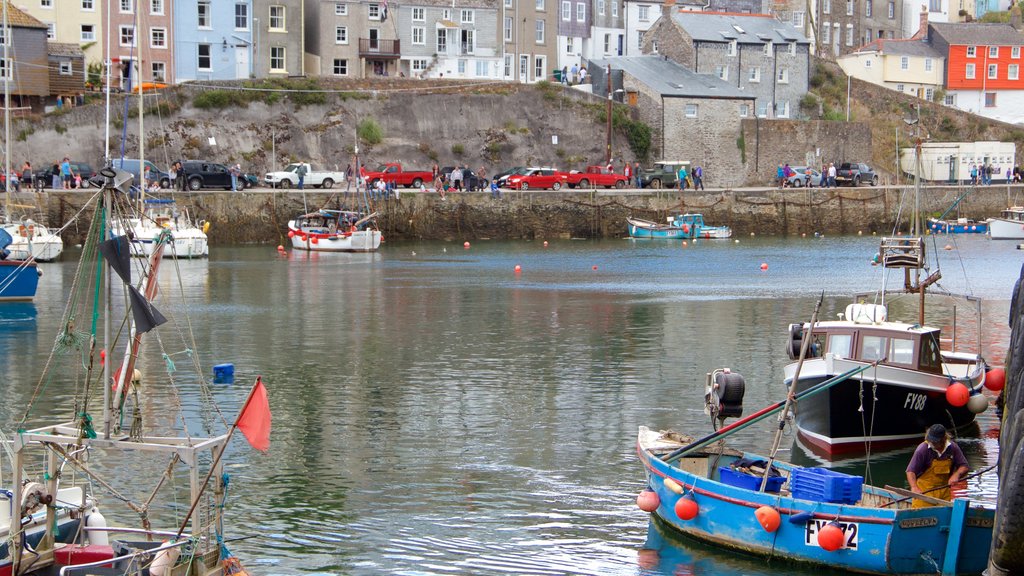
[
  {"xmin": 136, "ymin": 3, "xmax": 145, "ymax": 211},
  {"xmin": 759, "ymin": 292, "xmax": 823, "ymax": 493},
  {"xmin": 3, "ymin": 0, "xmax": 10, "ymax": 225},
  {"xmin": 104, "ymin": 0, "xmax": 111, "ymax": 164}
]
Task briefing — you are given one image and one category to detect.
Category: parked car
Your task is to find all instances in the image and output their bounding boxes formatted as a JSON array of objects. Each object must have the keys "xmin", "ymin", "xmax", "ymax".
[
  {"xmin": 786, "ymin": 166, "xmax": 823, "ymax": 188},
  {"xmin": 835, "ymin": 162, "xmax": 878, "ymax": 186},
  {"xmin": 264, "ymin": 163, "xmax": 345, "ymax": 189},
  {"xmin": 440, "ymin": 166, "xmax": 489, "ymax": 191},
  {"xmin": 37, "ymin": 161, "xmax": 97, "ymax": 188},
  {"xmin": 637, "ymin": 160, "xmax": 691, "ymax": 189},
  {"xmin": 507, "ymin": 168, "xmax": 569, "ymax": 190},
  {"xmin": 565, "ymin": 166, "xmax": 628, "ymax": 189},
  {"xmin": 112, "ymin": 158, "xmax": 171, "ymax": 188},
  {"xmin": 241, "ymin": 173, "xmax": 260, "ymax": 189},
  {"xmin": 363, "ymin": 163, "xmax": 433, "ymax": 188},
  {"xmin": 494, "ymin": 167, "xmax": 528, "ymax": 188},
  {"xmin": 181, "ymin": 160, "xmax": 234, "ymax": 190}
]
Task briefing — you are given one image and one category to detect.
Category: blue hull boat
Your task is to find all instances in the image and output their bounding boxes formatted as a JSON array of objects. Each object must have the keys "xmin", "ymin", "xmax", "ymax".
[
  {"xmin": 627, "ymin": 213, "xmax": 733, "ymax": 240},
  {"xmin": 927, "ymin": 218, "xmax": 989, "ymax": 234},
  {"xmin": 637, "ymin": 426, "xmax": 994, "ymax": 575},
  {"xmin": 0, "ymin": 259, "xmax": 38, "ymax": 301}
]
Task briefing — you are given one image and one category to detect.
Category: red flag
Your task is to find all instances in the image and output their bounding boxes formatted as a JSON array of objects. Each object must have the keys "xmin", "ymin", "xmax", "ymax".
[{"xmin": 236, "ymin": 378, "xmax": 271, "ymax": 452}]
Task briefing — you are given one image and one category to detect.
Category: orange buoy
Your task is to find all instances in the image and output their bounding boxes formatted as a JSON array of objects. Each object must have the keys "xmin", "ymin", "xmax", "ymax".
[
  {"xmin": 985, "ymin": 367, "xmax": 1005, "ymax": 392},
  {"xmin": 514, "ymin": 265, "xmax": 522, "ymax": 272},
  {"xmin": 944, "ymin": 244, "xmax": 953, "ymax": 251},
  {"xmin": 682, "ymin": 224, "xmax": 690, "ymax": 234},
  {"xmin": 682, "ymin": 241, "xmax": 688, "ymax": 247},
  {"xmin": 636, "ymin": 489, "xmax": 660, "ymax": 513},
  {"xmin": 276, "ymin": 245, "xmax": 284, "ymax": 252},
  {"xmin": 760, "ymin": 263, "xmax": 769, "ymax": 271},
  {"xmin": 754, "ymin": 506, "xmax": 781, "ymax": 533},
  {"xmin": 464, "ymin": 241, "xmax": 471, "ymax": 248},
  {"xmin": 945, "ymin": 382, "xmax": 970, "ymax": 407},
  {"xmin": 100, "ymin": 349, "xmax": 106, "ymax": 365},
  {"xmin": 817, "ymin": 522, "xmax": 845, "ymax": 552},
  {"xmin": 287, "ymin": 230, "xmax": 295, "ymax": 238},
  {"xmin": 543, "ymin": 241, "xmax": 549, "ymax": 247},
  {"xmin": 592, "ymin": 265, "xmax": 598, "ymax": 270},
  {"xmin": 674, "ymin": 496, "xmax": 698, "ymax": 521},
  {"xmin": 311, "ymin": 236, "xmax": 319, "ymax": 245}
]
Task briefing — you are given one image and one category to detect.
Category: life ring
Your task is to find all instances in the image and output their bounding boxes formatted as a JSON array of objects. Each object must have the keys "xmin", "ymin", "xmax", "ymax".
[{"xmin": 17, "ymin": 224, "xmax": 33, "ymax": 237}]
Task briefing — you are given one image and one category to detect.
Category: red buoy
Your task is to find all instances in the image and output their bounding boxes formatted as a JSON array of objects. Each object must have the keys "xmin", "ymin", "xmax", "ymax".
[
  {"xmin": 985, "ymin": 367, "xmax": 1006, "ymax": 392},
  {"xmin": 311, "ymin": 236, "xmax": 319, "ymax": 245},
  {"xmin": 946, "ymin": 382, "xmax": 970, "ymax": 407},
  {"xmin": 818, "ymin": 522, "xmax": 845, "ymax": 552},
  {"xmin": 636, "ymin": 489, "xmax": 660, "ymax": 513},
  {"xmin": 760, "ymin": 263, "xmax": 769, "ymax": 271},
  {"xmin": 464, "ymin": 241, "xmax": 471, "ymax": 249},
  {"xmin": 592, "ymin": 265, "xmax": 598, "ymax": 270},
  {"xmin": 287, "ymin": 230, "xmax": 295, "ymax": 238},
  {"xmin": 514, "ymin": 265, "xmax": 522, "ymax": 273},
  {"xmin": 674, "ymin": 496, "xmax": 698, "ymax": 521},
  {"xmin": 682, "ymin": 224, "xmax": 690, "ymax": 234},
  {"xmin": 277, "ymin": 245, "xmax": 284, "ymax": 252},
  {"xmin": 754, "ymin": 506, "xmax": 781, "ymax": 533},
  {"xmin": 100, "ymin": 349, "xmax": 106, "ymax": 365},
  {"xmin": 543, "ymin": 241, "xmax": 549, "ymax": 247}
]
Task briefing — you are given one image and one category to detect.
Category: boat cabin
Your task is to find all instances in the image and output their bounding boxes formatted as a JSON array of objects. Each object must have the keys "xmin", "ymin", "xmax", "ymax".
[
  {"xmin": 800, "ymin": 304, "xmax": 944, "ymax": 375},
  {"xmin": 294, "ymin": 210, "xmax": 361, "ymax": 233},
  {"xmin": 999, "ymin": 207, "xmax": 1024, "ymax": 222}
]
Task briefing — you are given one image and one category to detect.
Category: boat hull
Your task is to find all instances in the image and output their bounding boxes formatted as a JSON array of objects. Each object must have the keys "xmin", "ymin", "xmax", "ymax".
[
  {"xmin": 0, "ymin": 260, "xmax": 38, "ymax": 301},
  {"xmin": 132, "ymin": 232, "xmax": 209, "ymax": 258},
  {"xmin": 637, "ymin": 427, "xmax": 994, "ymax": 575},
  {"xmin": 289, "ymin": 229, "xmax": 382, "ymax": 252},
  {"xmin": 786, "ymin": 356, "xmax": 980, "ymax": 455},
  {"xmin": 926, "ymin": 218, "xmax": 988, "ymax": 234},
  {"xmin": 988, "ymin": 217, "xmax": 1024, "ymax": 239},
  {"xmin": 627, "ymin": 218, "xmax": 689, "ymax": 239}
]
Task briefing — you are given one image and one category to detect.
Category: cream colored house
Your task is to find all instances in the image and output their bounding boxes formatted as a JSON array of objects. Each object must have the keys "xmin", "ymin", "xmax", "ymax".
[
  {"xmin": 17, "ymin": 0, "xmax": 104, "ymax": 75},
  {"xmin": 838, "ymin": 38, "xmax": 944, "ymax": 101}
]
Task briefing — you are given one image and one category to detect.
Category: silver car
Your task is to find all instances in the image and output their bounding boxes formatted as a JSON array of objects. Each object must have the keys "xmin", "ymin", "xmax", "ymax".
[{"xmin": 786, "ymin": 166, "xmax": 823, "ymax": 187}]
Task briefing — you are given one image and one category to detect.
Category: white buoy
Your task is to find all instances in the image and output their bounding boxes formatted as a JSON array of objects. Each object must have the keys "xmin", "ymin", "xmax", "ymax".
[
  {"xmin": 85, "ymin": 507, "xmax": 109, "ymax": 546},
  {"xmin": 149, "ymin": 543, "xmax": 181, "ymax": 576},
  {"xmin": 967, "ymin": 393, "xmax": 988, "ymax": 414}
]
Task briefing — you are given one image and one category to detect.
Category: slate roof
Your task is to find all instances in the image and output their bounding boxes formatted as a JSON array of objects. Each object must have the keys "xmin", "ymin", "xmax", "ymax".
[
  {"xmin": 672, "ymin": 11, "xmax": 811, "ymax": 45},
  {"xmin": 592, "ymin": 56, "xmax": 754, "ymax": 100},
  {"xmin": 47, "ymin": 42, "xmax": 85, "ymax": 58},
  {"xmin": 856, "ymin": 38, "xmax": 942, "ymax": 58},
  {"xmin": 928, "ymin": 22, "xmax": 1024, "ymax": 46},
  {"xmin": 3, "ymin": 1, "xmax": 47, "ymax": 29}
]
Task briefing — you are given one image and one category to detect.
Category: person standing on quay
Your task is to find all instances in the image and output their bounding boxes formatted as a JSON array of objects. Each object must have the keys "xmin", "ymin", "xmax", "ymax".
[
  {"xmin": 693, "ymin": 165, "xmax": 704, "ymax": 190},
  {"xmin": 60, "ymin": 157, "xmax": 72, "ymax": 190},
  {"xmin": 828, "ymin": 163, "xmax": 837, "ymax": 188},
  {"xmin": 296, "ymin": 162, "xmax": 308, "ymax": 190},
  {"xmin": 623, "ymin": 161, "xmax": 632, "ymax": 186},
  {"xmin": 634, "ymin": 161, "xmax": 642, "ymax": 188},
  {"xmin": 678, "ymin": 165, "xmax": 688, "ymax": 191}
]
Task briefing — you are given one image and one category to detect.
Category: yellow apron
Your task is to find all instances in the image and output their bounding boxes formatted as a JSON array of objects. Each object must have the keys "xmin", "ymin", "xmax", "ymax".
[{"xmin": 913, "ymin": 457, "xmax": 952, "ymax": 508}]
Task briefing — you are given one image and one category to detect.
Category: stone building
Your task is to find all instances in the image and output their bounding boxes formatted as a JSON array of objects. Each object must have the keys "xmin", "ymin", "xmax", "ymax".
[
  {"xmin": 817, "ymin": 0, "xmax": 904, "ymax": 59},
  {"xmin": 252, "ymin": 0, "xmax": 304, "ymax": 77},
  {"xmin": 590, "ymin": 56, "xmax": 754, "ymax": 187},
  {"xmin": 642, "ymin": 10, "xmax": 811, "ymax": 119},
  {"xmin": 623, "ymin": 0, "xmax": 765, "ymax": 57}
]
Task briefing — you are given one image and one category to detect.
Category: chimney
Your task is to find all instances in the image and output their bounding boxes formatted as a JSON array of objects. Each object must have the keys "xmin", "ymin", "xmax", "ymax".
[
  {"xmin": 662, "ymin": 0, "xmax": 677, "ymax": 18},
  {"xmin": 912, "ymin": 5, "xmax": 928, "ymax": 40}
]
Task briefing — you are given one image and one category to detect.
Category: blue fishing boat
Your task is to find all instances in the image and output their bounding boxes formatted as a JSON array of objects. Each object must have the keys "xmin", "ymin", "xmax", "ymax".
[
  {"xmin": 927, "ymin": 217, "xmax": 989, "ymax": 234},
  {"xmin": 627, "ymin": 213, "xmax": 732, "ymax": 239},
  {"xmin": 635, "ymin": 361, "xmax": 995, "ymax": 575},
  {"xmin": 0, "ymin": 228, "xmax": 39, "ymax": 301}
]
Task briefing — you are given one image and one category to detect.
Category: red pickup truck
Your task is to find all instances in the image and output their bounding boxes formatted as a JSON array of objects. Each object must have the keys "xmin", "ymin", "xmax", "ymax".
[
  {"xmin": 565, "ymin": 166, "xmax": 629, "ymax": 189},
  {"xmin": 363, "ymin": 163, "xmax": 433, "ymax": 188}
]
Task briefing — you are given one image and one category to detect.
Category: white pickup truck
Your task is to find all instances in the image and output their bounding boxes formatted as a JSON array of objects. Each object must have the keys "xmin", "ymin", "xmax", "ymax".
[{"xmin": 264, "ymin": 163, "xmax": 345, "ymax": 189}]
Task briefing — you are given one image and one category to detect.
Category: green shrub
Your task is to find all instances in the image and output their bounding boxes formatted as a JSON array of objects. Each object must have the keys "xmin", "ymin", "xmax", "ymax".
[
  {"xmin": 451, "ymin": 143, "xmax": 464, "ymax": 155},
  {"xmin": 16, "ymin": 128, "xmax": 33, "ymax": 141},
  {"xmin": 737, "ymin": 133, "xmax": 746, "ymax": 164},
  {"xmin": 193, "ymin": 89, "xmax": 248, "ymax": 109},
  {"xmin": 54, "ymin": 124, "xmax": 67, "ymax": 135},
  {"xmin": 357, "ymin": 118, "xmax": 383, "ymax": 145}
]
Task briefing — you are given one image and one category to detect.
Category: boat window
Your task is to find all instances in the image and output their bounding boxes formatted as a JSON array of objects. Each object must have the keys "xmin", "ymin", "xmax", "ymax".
[
  {"xmin": 827, "ymin": 333, "xmax": 852, "ymax": 358},
  {"xmin": 920, "ymin": 334, "xmax": 942, "ymax": 372},
  {"xmin": 888, "ymin": 337, "xmax": 914, "ymax": 365},
  {"xmin": 860, "ymin": 335, "xmax": 886, "ymax": 361}
]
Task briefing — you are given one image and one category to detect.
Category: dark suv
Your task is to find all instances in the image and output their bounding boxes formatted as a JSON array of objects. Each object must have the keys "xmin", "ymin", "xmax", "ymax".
[
  {"xmin": 37, "ymin": 161, "xmax": 97, "ymax": 188},
  {"xmin": 181, "ymin": 160, "xmax": 233, "ymax": 190},
  {"xmin": 835, "ymin": 163, "xmax": 879, "ymax": 187}
]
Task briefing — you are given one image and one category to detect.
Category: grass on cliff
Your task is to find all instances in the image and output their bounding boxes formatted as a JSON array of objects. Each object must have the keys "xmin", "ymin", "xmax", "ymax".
[{"xmin": 192, "ymin": 78, "xmax": 372, "ymax": 110}]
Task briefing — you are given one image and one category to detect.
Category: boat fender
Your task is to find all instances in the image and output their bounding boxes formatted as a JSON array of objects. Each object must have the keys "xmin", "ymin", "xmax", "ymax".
[
  {"xmin": 663, "ymin": 478, "xmax": 684, "ymax": 495},
  {"xmin": 202, "ymin": 221, "xmax": 211, "ymax": 234},
  {"xmin": 636, "ymin": 489, "xmax": 660, "ymax": 513},
  {"xmin": 674, "ymin": 496, "xmax": 698, "ymax": 521},
  {"xmin": 714, "ymin": 372, "xmax": 745, "ymax": 419},
  {"xmin": 817, "ymin": 522, "xmax": 846, "ymax": 552},
  {"xmin": 85, "ymin": 507, "xmax": 109, "ymax": 546},
  {"xmin": 20, "ymin": 481, "xmax": 51, "ymax": 517},
  {"xmin": 755, "ymin": 506, "xmax": 781, "ymax": 532},
  {"xmin": 148, "ymin": 542, "xmax": 181, "ymax": 576},
  {"xmin": 788, "ymin": 511, "xmax": 814, "ymax": 524},
  {"xmin": 946, "ymin": 382, "xmax": 970, "ymax": 407},
  {"xmin": 967, "ymin": 392, "xmax": 988, "ymax": 414},
  {"xmin": 985, "ymin": 367, "xmax": 1006, "ymax": 392},
  {"xmin": 786, "ymin": 323, "xmax": 803, "ymax": 361}
]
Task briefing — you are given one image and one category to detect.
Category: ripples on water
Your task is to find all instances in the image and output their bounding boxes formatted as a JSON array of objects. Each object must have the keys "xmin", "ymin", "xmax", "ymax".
[{"xmin": 0, "ymin": 235, "xmax": 1019, "ymax": 576}]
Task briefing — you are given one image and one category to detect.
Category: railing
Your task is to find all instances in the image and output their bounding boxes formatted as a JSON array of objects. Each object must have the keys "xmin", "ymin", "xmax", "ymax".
[{"xmin": 358, "ymin": 38, "xmax": 400, "ymax": 58}]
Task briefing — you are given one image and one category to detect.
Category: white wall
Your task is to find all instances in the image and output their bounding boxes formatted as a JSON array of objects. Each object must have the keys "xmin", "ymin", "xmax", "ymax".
[{"xmin": 947, "ymin": 89, "xmax": 1024, "ymax": 125}]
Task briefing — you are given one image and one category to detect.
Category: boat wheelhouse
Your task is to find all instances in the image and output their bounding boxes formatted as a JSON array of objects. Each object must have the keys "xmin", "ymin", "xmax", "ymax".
[{"xmin": 988, "ymin": 206, "xmax": 1024, "ymax": 240}]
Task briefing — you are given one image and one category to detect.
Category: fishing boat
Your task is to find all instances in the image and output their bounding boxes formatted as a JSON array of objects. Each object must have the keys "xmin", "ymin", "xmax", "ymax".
[
  {"xmin": 0, "ymin": 218, "xmax": 39, "ymax": 302},
  {"xmin": 1, "ymin": 168, "xmax": 263, "ymax": 576},
  {"xmin": 111, "ymin": 198, "xmax": 209, "ymax": 258},
  {"xmin": 987, "ymin": 206, "xmax": 1024, "ymax": 240},
  {"xmin": 287, "ymin": 209, "xmax": 381, "ymax": 252},
  {"xmin": 635, "ymin": 361, "xmax": 995, "ymax": 575},
  {"xmin": 627, "ymin": 213, "xmax": 732, "ymax": 239},
  {"xmin": 926, "ymin": 217, "xmax": 989, "ymax": 235}
]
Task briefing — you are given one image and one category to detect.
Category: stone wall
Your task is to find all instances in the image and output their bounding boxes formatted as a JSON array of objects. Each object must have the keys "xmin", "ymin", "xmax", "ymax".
[
  {"xmin": 664, "ymin": 97, "xmax": 750, "ymax": 188},
  {"xmin": 740, "ymin": 118, "xmax": 873, "ymax": 185}
]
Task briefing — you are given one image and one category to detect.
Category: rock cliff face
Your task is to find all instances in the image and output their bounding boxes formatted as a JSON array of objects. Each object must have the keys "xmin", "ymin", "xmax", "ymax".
[{"xmin": 13, "ymin": 82, "xmax": 621, "ymax": 179}]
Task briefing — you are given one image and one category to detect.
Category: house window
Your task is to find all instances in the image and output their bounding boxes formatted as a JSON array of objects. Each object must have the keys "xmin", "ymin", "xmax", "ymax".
[
  {"xmin": 764, "ymin": 41, "xmax": 773, "ymax": 56},
  {"xmin": 922, "ymin": 58, "xmax": 932, "ymax": 72},
  {"xmin": 476, "ymin": 60, "xmax": 488, "ymax": 76},
  {"xmin": 567, "ymin": 37, "xmax": 575, "ymax": 53},
  {"xmin": 461, "ymin": 29, "xmax": 475, "ymax": 54},
  {"xmin": 598, "ymin": 0, "xmax": 605, "ymax": 14},
  {"xmin": 685, "ymin": 103, "xmax": 698, "ymax": 118},
  {"xmin": 716, "ymin": 65, "xmax": 728, "ymax": 80},
  {"xmin": 534, "ymin": 55, "xmax": 545, "ymax": 78},
  {"xmin": 59, "ymin": 61, "xmax": 72, "ymax": 75},
  {"xmin": 459, "ymin": 58, "xmax": 467, "ymax": 74},
  {"xmin": 604, "ymin": 33, "xmax": 611, "ymax": 53},
  {"xmin": 966, "ymin": 46, "xmax": 976, "ymax": 57},
  {"xmin": 504, "ymin": 54, "xmax": 512, "ymax": 77},
  {"xmin": 900, "ymin": 56, "xmax": 909, "ymax": 69},
  {"xmin": 411, "ymin": 26, "xmax": 423, "ymax": 45},
  {"xmin": 150, "ymin": 27, "xmax": 166, "ymax": 48},
  {"xmin": 197, "ymin": 43, "xmax": 211, "ymax": 69},
  {"xmin": 45, "ymin": 23, "xmax": 55, "ymax": 39},
  {"xmin": 461, "ymin": 9, "xmax": 474, "ymax": 23},
  {"xmin": 504, "ymin": 17, "xmax": 512, "ymax": 41},
  {"xmin": 82, "ymin": 0, "xmax": 93, "ymax": 9},
  {"xmin": 989, "ymin": 46, "xmax": 999, "ymax": 58},
  {"xmin": 740, "ymin": 103, "xmax": 750, "ymax": 117},
  {"xmin": 412, "ymin": 7, "xmax": 423, "ymax": 20},
  {"xmin": 865, "ymin": 58, "xmax": 872, "ymax": 67},
  {"xmin": 613, "ymin": 0, "xmax": 618, "ymax": 17},
  {"xmin": 151, "ymin": 61, "xmax": 165, "ymax": 81},
  {"xmin": 198, "ymin": 1, "xmax": 211, "ymax": 27},
  {"xmin": 333, "ymin": 59, "xmax": 348, "ymax": 75},
  {"xmin": 896, "ymin": 83, "xmax": 904, "ymax": 91},
  {"xmin": 822, "ymin": 22, "xmax": 830, "ymax": 43},
  {"xmin": 865, "ymin": 0, "xmax": 872, "ymax": 17},
  {"xmin": 1012, "ymin": 47, "xmax": 1020, "ymax": 58},
  {"xmin": 887, "ymin": 1, "xmax": 894, "ymax": 17},
  {"xmin": 984, "ymin": 92, "xmax": 996, "ymax": 107},
  {"xmin": 929, "ymin": 0, "xmax": 940, "ymax": 11},
  {"xmin": 368, "ymin": 3, "xmax": 380, "ymax": 19},
  {"xmin": 748, "ymin": 66, "xmax": 761, "ymax": 82},
  {"xmin": 777, "ymin": 101, "xmax": 790, "ymax": 118},
  {"xmin": 150, "ymin": 0, "xmax": 163, "ymax": 14},
  {"xmin": 756, "ymin": 100, "xmax": 768, "ymax": 117},
  {"xmin": 119, "ymin": 25, "xmax": 134, "ymax": 46},
  {"xmin": 81, "ymin": 24, "xmax": 95, "ymax": 41},
  {"xmin": 437, "ymin": 29, "xmax": 447, "ymax": 52},
  {"xmin": 924, "ymin": 87, "xmax": 933, "ymax": 100},
  {"xmin": 823, "ymin": 0, "xmax": 831, "ymax": 13},
  {"xmin": 120, "ymin": 0, "xmax": 132, "ymax": 12},
  {"xmin": 536, "ymin": 0, "xmax": 544, "ymax": 9},
  {"xmin": 777, "ymin": 67, "xmax": 789, "ymax": 83},
  {"xmin": 944, "ymin": 93, "xmax": 956, "ymax": 105},
  {"xmin": 638, "ymin": 5, "xmax": 649, "ymax": 20},
  {"xmin": 270, "ymin": 46, "xmax": 286, "ymax": 71},
  {"xmin": 846, "ymin": 0, "xmax": 854, "ymax": 15},
  {"xmin": 412, "ymin": 59, "xmax": 428, "ymax": 72},
  {"xmin": 536, "ymin": 19, "xmax": 544, "ymax": 43},
  {"xmin": 505, "ymin": 0, "xmax": 512, "ymax": 7},
  {"xmin": 965, "ymin": 63, "xmax": 975, "ymax": 78},
  {"xmin": 1010, "ymin": 64, "xmax": 1019, "ymax": 80},
  {"xmin": 845, "ymin": 24, "xmax": 853, "ymax": 46},
  {"xmin": 336, "ymin": 3, "xmax": 348, "ymax": 16},
  {"xmin": 235, "ymin": 3, "xmax": 248, "ymax": 29},
  {"xmin": 560, "ymin": 0, "xmax": 571, "ymax": 19},
  {"xmin": 577, "ymin": 2, "xmax": 586, "ymax": 21},
  {"xmin": 988, "ymin": 63, "xmax": 998, "ymax": 79},
  {"xmin": 0, "ymin": 58, "xmax": 8, "ymax": 80},
  {"xmin": 728, "ymin": 40, "xmax": 737, "ymax": 56},
  {"xmin": 793, "ymin": 11, "xmax": 804, "ymax": 27},
  {"xmin": 336, "ymin": 26, "xmax": 349, "ymax": 43},
  {"xmin": 270, "ymin": 5, "xmax": 285, "ymax": 29}
]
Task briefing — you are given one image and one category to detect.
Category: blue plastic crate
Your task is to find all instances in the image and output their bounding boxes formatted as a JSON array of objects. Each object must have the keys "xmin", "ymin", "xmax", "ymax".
[
  {"xmin": 790, "ymin": 467, "xmax": 863, "ymax": 504},
  {"xmin": 213, "ymin": 363, "xmax": 235, "ymax": 383},
  {"xmin": 718, "ymin": 466, "xmax": 785, "ymax": 493}
]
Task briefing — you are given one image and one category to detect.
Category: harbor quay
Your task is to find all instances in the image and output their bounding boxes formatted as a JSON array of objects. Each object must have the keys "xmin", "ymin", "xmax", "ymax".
[{"xmin": 33, "ymin": 184, "xmax": 1023, "ymax": 244}]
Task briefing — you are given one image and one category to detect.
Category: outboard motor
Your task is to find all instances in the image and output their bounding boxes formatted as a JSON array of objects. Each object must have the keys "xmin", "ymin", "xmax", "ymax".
[{"xmin": 704, "ymin": 368, "xmax": 746, "ymax": 427}]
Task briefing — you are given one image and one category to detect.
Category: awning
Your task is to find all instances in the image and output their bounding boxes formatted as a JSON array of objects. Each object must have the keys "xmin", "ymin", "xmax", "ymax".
[{"xmin": 436, "ymin": 19, "xmax": 458, "ymax": 28}]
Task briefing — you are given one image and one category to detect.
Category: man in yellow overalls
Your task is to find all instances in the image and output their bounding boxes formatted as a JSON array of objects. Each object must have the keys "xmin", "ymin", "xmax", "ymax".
[{"xmin": 905, "ymin": 424, "xmax": 969, "ymax": 508}]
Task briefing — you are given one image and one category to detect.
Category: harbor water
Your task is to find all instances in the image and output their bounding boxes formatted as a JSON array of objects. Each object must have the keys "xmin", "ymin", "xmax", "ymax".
[{"xmin": 0, "ymin": 234, "xmax": 1019, "ymax": 575}]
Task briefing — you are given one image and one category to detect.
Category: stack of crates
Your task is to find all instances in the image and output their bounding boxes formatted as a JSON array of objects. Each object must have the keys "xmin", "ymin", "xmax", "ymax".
[{"xmin": 790, "ymin": 467, "xmax": 863, "ymax": 504}]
